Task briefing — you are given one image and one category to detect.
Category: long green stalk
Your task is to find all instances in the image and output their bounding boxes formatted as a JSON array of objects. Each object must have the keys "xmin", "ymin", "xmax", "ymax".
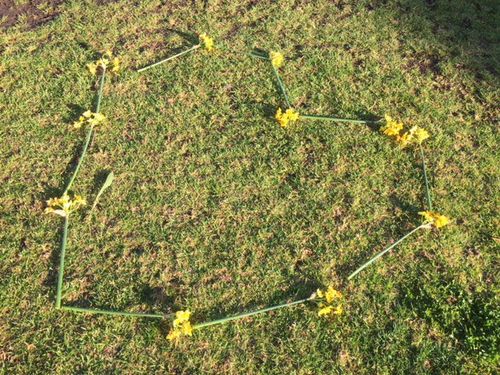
[
  {"xmin": 194, "ymin": 296, "xmax": 315, "ymax": 329},
  {"xmin": 61, "ymin": 305, "xmax": 170, "ymax": 319},
  {"xmin": 64, "ymin": 68, "xmax": 106, "ymax": 194},
  {"xmin": 347, "ymin": 224, "xmax": 427, "ymax": 280},
  {"xmin": 248, "ymin": 51, "xmax": 269, "ymax": 60},
  {"xmin": 302, "ymin": 114, "xmax": 379, "ymax": 124},
  {"xmin": 419, "ymin": 144, "xmax": 433, "ymax": 211},
  {"xmin": 271, "ymin": 65, "xmax": 291, "ymax": 108},
  {"xmin": 137, "ymin": 44, "xmax": 200, "ymax": 72},
  {"xmin": 56, "ymin": 216, "xmax": 69, "ymax": 308}
]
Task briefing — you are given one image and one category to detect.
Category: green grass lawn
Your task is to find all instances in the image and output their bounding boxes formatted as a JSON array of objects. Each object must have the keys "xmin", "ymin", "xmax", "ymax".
[{"xmin": 1, "ymin": 0, "xmax": 498, "ymax": 373}]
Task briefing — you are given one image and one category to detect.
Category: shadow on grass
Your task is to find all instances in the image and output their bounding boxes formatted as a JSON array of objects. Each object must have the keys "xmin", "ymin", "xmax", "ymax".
[
  {"xmin": 397, "ymin": 0, "xmax": 498, "ymax": 77},
  {"xmin": 398, "ymin": 273, "xmax": 498, "ymax": 358}
]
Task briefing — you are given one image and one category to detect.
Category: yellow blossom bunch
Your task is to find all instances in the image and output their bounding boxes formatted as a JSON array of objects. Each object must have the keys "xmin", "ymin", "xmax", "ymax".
[
  {"xmin": 315, "ymin": 286, "xmax": 343, "ymax": 317},
  {"xmin": 87, "ymin": 50, "xmax": 120, "ymax": 76},
  {"xmin": 45, "ymin": 193, "xmax": 86, "ymax": 217},
  {"xmin": 72, "ymin": 110, "xmax": 106, "ymax": 129},
  {"xmin": 380, "ymin": 115, "xmax": 404, "ymax": 136},
  {"xmin": 419, "ymin": 211, "xmax": 450, "ymax": 229},
  {"xmin": 275, "ymin": 107, "xmax": 299, "ymax": 128},
  {"xmin": 380, "ymin": 115, "xmax": 429, "ymax": 148},
  {"xmin": 167, "ymin": 310, "xmax": 193, "ymax": 341},
  {"xmin": 199, "ymin": 33, "xmax": 214, "ymax": 52},
  {"xmin": 270, "ymin": 51, "xmax": 284, "ymax": 69}
]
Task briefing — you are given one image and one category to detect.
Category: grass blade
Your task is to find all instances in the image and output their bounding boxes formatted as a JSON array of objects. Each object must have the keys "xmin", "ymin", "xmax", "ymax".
[
  {"xmin": 347, "ymin": 224, "xmax": 427, "ymax": 280},
  {"xmin": 91, "ymin": 171, "xmax": 114, "ymax": 211}
]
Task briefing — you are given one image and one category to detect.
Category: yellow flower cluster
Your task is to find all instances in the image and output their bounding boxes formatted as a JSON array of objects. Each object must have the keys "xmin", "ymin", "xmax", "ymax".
[
  {"xmin": 167, "ymin": 310, "xmax": 193, "ymax": 341},
  {"xmin": 45, "ymin": 193, "xmax": 86, "ymax": 217},
  {"xmin": 315, "ymin": 286, "xmax": 343, "ymax": 317},
  {"xmin": 72, "ymin": 110, "xmax": 106, "ymax": 129},
  {"xmin": 419, "ymin": 211, "xmax": 450, "ymax": 229},
  {"xmin": 199, "ymin": 33, "xmax": 214, "ymax": 52},
  {"xmin": 87, "ymin": 50, "xmax": 120, "ymax": 76},
  {"xmin": 270, "ymin": 51, "xmax": 284, "ymax": 69},
  {"xmin": 275, "ymin": 107, "xmax": 299, "ymax": 128},
  {"xmin": 380, "ymin": 115, "xmax": 429, "ymax": 147}
]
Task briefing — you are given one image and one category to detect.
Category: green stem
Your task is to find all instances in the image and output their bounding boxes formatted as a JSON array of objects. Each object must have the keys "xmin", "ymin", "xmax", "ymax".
[
  {"xmin": 302, "ymin": 114, "xmax": 379, "ymax": 124},
  {"xmin": 271, "ymin": 65, "xmax": 291, "ymax": 108},
  {"xmin": 347, "ymin": 224, "xmax": 427, "ymax": 280},
  {"xmin": 64, "ymin": 68, "xmax": 106, "ymax": 194},
  {"xmin": 194, "ymin": 296, "xmax": 315, "ymax": 329},
  {"xmin": 56, "ymin": 216, "xmax": 69, "ymax": 308},
  {"xmin": 61, "ymin": 305, "xmax": 170, "ymax": 319},
  {"xmin": 419, "ymin": 144, "xmax": 433, "ymax": 211},
  {"xmin": 248, "ymin": 51, "xmax": 269, "ymax": 60},
  {"xmin": 95, "ymin": 67, "xmax": 106, "ymax": 113},
  {"xmin": 137, "ymin": 44, "xmax": 201, "ymax": 72}
]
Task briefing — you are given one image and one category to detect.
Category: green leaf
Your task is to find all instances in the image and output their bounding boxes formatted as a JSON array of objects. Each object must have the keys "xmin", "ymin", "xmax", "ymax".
[{"xmin": 91, "ymin": 171, "xmax": 114, "ymax": 211}]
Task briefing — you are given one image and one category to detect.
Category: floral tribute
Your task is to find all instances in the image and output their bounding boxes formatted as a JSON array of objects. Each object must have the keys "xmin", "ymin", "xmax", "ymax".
[{"xmin": 45, "ymin": 34, "xmax": 451, "ymax": 343}]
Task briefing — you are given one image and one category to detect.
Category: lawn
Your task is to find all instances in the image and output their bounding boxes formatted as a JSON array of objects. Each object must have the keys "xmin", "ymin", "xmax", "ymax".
[{"xmin": 0, "ymin": 0, "xmax": 498, "ymax": 373}]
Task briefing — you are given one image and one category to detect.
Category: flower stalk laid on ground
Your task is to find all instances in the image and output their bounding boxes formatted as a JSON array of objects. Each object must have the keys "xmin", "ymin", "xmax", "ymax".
[
  {"xmin": 138, "ymin": 32, "xmax": 214, "ymax": 72},
  {"xmin": 166, "ymin": 289, "xmax": 341, "ymax": 342},
  {"xmin": 251, "ymin": 48, "xmax": 380, "ymax": 125},
  {"xmin": 45, "ymin": 193, "xmax": 86, "ymax": 308},
  {"xmin": 47, "ymin": 50, "xmax": 112, "ymax": 310}
]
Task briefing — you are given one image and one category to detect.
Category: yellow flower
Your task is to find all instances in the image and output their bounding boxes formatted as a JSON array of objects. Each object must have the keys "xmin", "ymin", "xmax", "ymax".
[
  {"xmin": 396, "ymin": 126, "xmax": 430, "ymax": 148},
  {"xmin": 408, "ymin": 126, "xmax": 430, "ymax": 145},
  {"xmin": 275, "ymin": 107, "xmax": 300, "ymax": 128},
  {"xmin": 45, "ymin": 193, "xmax": 86, "ymax": 217},
  {"xmin": 111, "ymin": 57, "xmax": 120, "ymax": 74},
  {"xmin": 324, "ymin": 286, "xmax": 342, "ymax": 304},
  {"xmin": 88, "ymin": 51, "xmax": 120, "ymax": 75},
  {"xmin": 270, "ymin": 51, "xmax": 284, "ymax": 69},
  {"xmin": 396, "ymin": 132, "xmax": 410, "ymax": 148},
  {"xmin": 316, "ymin": 286, "xmax": 343, "ymax": 318},
  {"xmin": 167, "ymin": 310, "xmax": 194, "ymax": 342},
  {"xmin": 419, "ymin": 211, "xmax": 450, "ymax": 229},
  {"xmin": 380, "ymin": 114, "xmax": 404, "ymax": 137},
  {"xmin": 73, "ymin": 111, "xmax": 106, "ymax": 129},
  {"xmin": 318, "ymin": 305, "xmax": 333, "ymax": 317},
  {"xmin": 199, "ymin": 33, "xmax": 214, "ymax": 52},
  {"xmin": 87, "ymin": 63, "xmax": 97, "ymax": 75}
]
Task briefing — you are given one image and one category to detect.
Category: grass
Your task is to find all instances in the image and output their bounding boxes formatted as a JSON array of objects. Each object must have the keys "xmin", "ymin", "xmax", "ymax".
[{"xmin": 0, "ymin": 0, "xmax": 498, "ymax": 373}]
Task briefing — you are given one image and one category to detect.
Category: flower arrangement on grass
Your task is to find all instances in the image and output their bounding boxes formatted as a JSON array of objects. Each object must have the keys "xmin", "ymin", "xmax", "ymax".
[{"xmin": 45, "ymin": 42, "xmax": 452, "ymax": 345}]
